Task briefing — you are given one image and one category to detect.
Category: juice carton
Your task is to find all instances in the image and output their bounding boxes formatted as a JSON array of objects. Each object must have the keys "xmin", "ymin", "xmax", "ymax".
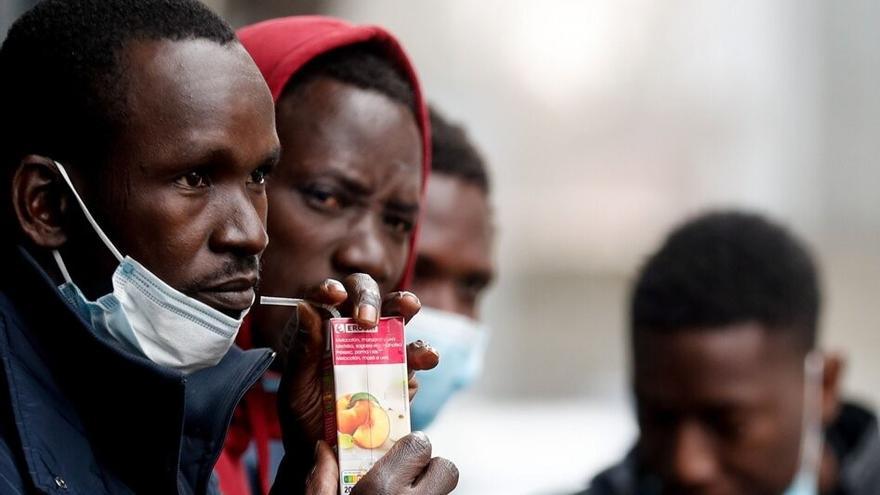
[{"xmin": 322, "ymin": 316, "xmax": 411, "ymax": 494}]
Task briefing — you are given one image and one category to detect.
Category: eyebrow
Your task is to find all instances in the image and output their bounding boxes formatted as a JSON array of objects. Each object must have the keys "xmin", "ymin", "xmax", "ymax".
[
  {"xmin": 467, "ymin": 271, "xmax": 494, "ymax": 286},
  {"xmin": 330, "ymin": 172, "xmax": 372, "ymax": 197},
  {"xmin": 260, "ymin": 146, "xmax": 282, "ymax": 170},
  {"xmin": 308, "ymin": 168, "xmax": 420, "ymax": 213},
  {"xmin": 385, "ymin": 200, "xmax": 420, "ymax": 215},
  {"xmin": 416, "ymin": 254, "xmax": 494, "ymax": 283},
  {"xmin": 171, "ymin": 145, "xmax": 283, "ymax": 177}
]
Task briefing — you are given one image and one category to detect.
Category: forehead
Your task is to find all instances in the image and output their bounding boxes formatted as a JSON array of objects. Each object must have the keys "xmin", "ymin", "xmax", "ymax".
[
  {"xmin": 419, "ymin": 175, "xmax": 493, "ymax": 264},
  {"xmin": 117, "ymin": 38, "xmax": 277, "ymax": 166},
  {"xmin": 276, "ymin": 78, "xmax": 422, "ymax": 179},
  {"xmin": 633, "ymin": 323, "xmax": 802, "ymax": 406}
]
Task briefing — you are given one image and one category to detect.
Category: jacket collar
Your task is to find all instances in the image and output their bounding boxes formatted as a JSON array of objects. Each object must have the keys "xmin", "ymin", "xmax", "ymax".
[
  {"xmin": 0, "ymin": 246, "xmax": 274, "ymax": 493},
  {"xmin": 828, "ymin": 402, "xmax": 880, "ymax": 495}
]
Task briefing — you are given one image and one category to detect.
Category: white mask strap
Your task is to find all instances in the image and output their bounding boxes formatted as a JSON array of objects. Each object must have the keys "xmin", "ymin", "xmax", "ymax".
[
  {"xmin": 799, "ymin": 351, "xmax": 825, "ymax": 476},
  {"xmin": 52, "ymin": 249, "xmax": 73, "ymax": 284},
  {"xmin": 53, "ymin": 161, "xmax": 124, "ymax": 263}
]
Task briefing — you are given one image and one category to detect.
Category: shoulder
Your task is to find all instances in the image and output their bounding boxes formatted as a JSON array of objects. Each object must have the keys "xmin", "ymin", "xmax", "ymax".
[
  {"xmin": 832, "ymin": 401, "xmax": 880, "ymax": 495},
  {"xmin": 575, "ymin": 454, "xmax": 639, "ymax": 495}
]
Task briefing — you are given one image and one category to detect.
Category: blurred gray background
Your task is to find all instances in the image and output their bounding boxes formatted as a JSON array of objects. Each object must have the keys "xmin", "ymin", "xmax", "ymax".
[{"xmin": 3, "ymin": 1, "xmax": 879, "ymax": 493}]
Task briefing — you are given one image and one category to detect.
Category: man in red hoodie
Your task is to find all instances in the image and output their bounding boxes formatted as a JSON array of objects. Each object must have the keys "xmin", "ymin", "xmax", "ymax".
[{"xmin": 217, "ymin": 16, "xmax": 454, "ymax": 495}]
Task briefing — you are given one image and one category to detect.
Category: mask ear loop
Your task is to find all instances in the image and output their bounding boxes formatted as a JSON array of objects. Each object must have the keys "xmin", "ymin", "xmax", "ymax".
[
  {"xmin": 52, "ymin": 249, "xmax": 73, "ymax": 284},
  {"xmin": 52, "ymin": 160, "xmax": 124, "ymax": 263},
  {"xmin": 799, "ymin": 351, "xmax": 825, "ymax": 480}
]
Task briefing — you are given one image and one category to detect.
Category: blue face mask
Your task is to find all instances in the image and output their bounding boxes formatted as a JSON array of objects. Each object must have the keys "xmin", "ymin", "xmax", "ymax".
[
  {"xmin": 782, "ymin": 352, "xmax": 825, "ymax": 495},
  {"xmin": 783, "ymin": 472, "xmax": 818, "ymax": 495},
  {"xmin": 52, "ymin": 161, "xmax": 249, "ymax": 374},
  {"xmin": 406, "ymin": 307, "xmax": 489, "ymax": 430}
]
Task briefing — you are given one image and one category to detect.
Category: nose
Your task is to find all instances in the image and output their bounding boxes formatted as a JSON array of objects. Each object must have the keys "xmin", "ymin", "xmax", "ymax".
[
  {"xmin": 332, "ymin": 214, "xmax": 393, "ymax": 286},
  {"xmin": 209, "ymin": 188, "xmax": 269, "ymax": 257},
  {"xmin": 668, "ymin": 421, "xmax": 718, "ymax": 489}
]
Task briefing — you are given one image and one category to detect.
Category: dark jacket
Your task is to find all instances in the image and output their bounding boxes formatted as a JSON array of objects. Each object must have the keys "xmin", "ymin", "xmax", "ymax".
[
  {"xmin": 0, "ymin": 246, "xmax": 274, "ymax": 494},
  {"xmin": 578, "ymin": 402, "xmax": 880, "ymax": 495}
]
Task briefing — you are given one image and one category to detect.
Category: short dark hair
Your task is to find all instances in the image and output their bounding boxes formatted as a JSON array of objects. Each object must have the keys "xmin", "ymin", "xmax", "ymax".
[
  {"xmin": 282, "ymin": 42, "xmax": 416, "ymax": 118},
  {"xmin": 429, "ymin": 106, "xmax": 490, "ymax": 193},
  {"xmin": 631, "ymin": 211, "xmax": 820, "ymax": 349},
  {"xmin": 0, "ymin": 0, "xmax": 236, "ymax": 175}
]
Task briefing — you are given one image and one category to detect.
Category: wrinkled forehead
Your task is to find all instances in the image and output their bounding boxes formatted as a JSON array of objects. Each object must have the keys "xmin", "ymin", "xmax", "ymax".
[
  {"xmin": 632, "ymin": 322, "xmax": 804, "ymax": 406},
  {"xmin": 114, "ymin": 38, "xmax": 276, "ymax": 165}
]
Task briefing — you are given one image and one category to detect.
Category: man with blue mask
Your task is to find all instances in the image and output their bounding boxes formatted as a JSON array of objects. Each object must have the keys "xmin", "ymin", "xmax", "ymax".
[
  {"xmin": 578, "ymin": 212, "xmax": 880, "ymax": 495},
  {"xmin": 0, "ymin": 1, "xmax": 458, "ymax": 494},
  {"xmin": 408, "ymin": 107, "xmax": 495, "ymax": 430}
]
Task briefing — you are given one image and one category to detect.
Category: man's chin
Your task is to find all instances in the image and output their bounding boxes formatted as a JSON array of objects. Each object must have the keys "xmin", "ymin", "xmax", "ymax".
[{"xmin": 192, "ymin": 288, "xmax": 255, "ymax": 318}]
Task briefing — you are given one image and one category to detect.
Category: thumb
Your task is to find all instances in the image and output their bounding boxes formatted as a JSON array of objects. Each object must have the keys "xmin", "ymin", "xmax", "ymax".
[
  {"xmin": 276, "ymin": 301, "xmax": 327, "ymax": 449},
  {"xmin": 305, "ymin": 441, "xmax": 339, "ymax": 495},
  {"xmin": 279, "ymin": 302, "xmax": 325, "ymax": 376}
]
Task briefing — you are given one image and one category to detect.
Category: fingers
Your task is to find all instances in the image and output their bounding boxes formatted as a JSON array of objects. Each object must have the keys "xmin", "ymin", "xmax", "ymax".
[
  {"xmin": 301, "ymin": 278, "xmax": 349, "ymax": 308},
  {"xmin": 279, "ymin": 301, "xmax": 325, "ymax": 380},
  {"xmin": 356, "ymin": 432, "xmax": 433, "ymax": 492},
  {"xmin": 340, "ymin": 273, "xmax": 381, "ymax": 327},
  {"xmin": 305, "ymin": 441, "xmax": 339, "ymax": 495},
  {"xmin": 408, "ymin": 375, "xmax": 420, "ymax": 401},
  {"xmin": 412, "ymin": 456, "xmax": 459, "ymax": 495},
  {"xmin": 382, "ymin": 291, "xmax": 421, "ymax": 323},
  {"xmin": 275, "ymin": 302, "xmax": 330, "ymax": 477},
  {"xmin": 407, "ymin": 341, "xmax": 440, "ymax": 401},
  {"xmin": 353, "ymin": 432, "xmax": 459, "ymax": 495},
  {"xmin": 407, "ymin": 341, "xmax": 440, "ymax": 372}
]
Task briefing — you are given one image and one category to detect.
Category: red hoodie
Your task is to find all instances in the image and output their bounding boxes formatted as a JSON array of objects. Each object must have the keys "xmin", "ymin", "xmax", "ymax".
[{"xmin": 215, "ymin": 16, "xmax": 431, "ymax": 495}]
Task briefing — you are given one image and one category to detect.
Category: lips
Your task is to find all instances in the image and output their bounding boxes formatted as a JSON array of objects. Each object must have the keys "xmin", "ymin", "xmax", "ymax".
[{"xmin": 195, "ymin": 275, "xmax": 258, "ymax": 316}]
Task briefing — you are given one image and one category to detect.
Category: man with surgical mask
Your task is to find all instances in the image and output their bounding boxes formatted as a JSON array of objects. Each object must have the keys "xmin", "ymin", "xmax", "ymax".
[
  {"xmin": 407, "ymin": 107, "xmax": 495, "ymax": 430},
  {"xmin": 578, "ymin": 212, "xmax": 880, "ymax": 495},
  {"xmin": 0, "ymin": 1, "xmax": 456, "ymax": 494}
]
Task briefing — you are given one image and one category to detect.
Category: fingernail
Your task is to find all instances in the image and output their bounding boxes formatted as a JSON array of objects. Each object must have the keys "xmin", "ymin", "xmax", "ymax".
[
  {"xmin": 412, "ymin": 339, "xmax": 425, "ymax": 348},
  {"xmin": 357, "ymin": 303, "xmax": 377, "ymax": 324},
  {"xmin": 326, "ymin": 279, "xmax": 345, "ymax": 293}
]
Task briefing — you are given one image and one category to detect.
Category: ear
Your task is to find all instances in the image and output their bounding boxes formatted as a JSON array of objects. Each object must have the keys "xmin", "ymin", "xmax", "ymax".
[
  {"xmin": 11, "ymin": 155, "xmax": 70, "ymax": 249},
  {"xmin": 820, "ymin": 352, "xmax": 845, "ymax": 427}
]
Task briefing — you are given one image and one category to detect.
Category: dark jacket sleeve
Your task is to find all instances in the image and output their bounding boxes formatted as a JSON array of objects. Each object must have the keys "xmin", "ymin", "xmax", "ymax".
[
  {"xmin": 0, "ymin": 436, "xmax": 26, "ymax": 494},
  {"xmin": 574, "ymin": 451, "xmax": 640, "ymax": 495}
]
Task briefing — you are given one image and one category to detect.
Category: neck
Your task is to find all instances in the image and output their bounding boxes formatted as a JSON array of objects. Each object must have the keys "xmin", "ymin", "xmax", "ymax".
[{"xmin": 818, "ymin": 445, "xmax": 838, "ymax": 495}]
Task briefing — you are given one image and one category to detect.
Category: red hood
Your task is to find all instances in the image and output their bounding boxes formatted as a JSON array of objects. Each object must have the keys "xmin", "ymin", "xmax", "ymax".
[{"xmin": 238, "ymin": 16, "xmax": 430, "ymax": 291}]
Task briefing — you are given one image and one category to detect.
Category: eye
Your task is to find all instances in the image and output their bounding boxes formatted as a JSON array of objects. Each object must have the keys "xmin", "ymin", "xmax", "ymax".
[
  {"xmin": 301, "ymin": 185, "xmax": 343, "ymax": 211},
  {"xmin": 248, "ymin": 166, "xmax": 271, "ymax": 186},
  {"xmin": 710, "ymin": 412, "xmax": 749, "ymax": 440},
  {"xmin": 458, "ymin": 278, "xmax": 487, "ymax": 303},
  {"xmin": 384, "ymin": 214, "xmax": 414, "ymax": 235},
  {"xmin": 174, "ymin": 171, "xmax": 210, "ymax": 189}
]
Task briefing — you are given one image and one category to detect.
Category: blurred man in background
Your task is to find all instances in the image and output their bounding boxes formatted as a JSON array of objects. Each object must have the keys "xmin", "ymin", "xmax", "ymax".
[
  {"xmin": 581, "ymin": 212, "xmax": 880, "ymax": 495},
  {"xmin": 407, "ymin": 106, "xmax": 495, "ymax": 430}
]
